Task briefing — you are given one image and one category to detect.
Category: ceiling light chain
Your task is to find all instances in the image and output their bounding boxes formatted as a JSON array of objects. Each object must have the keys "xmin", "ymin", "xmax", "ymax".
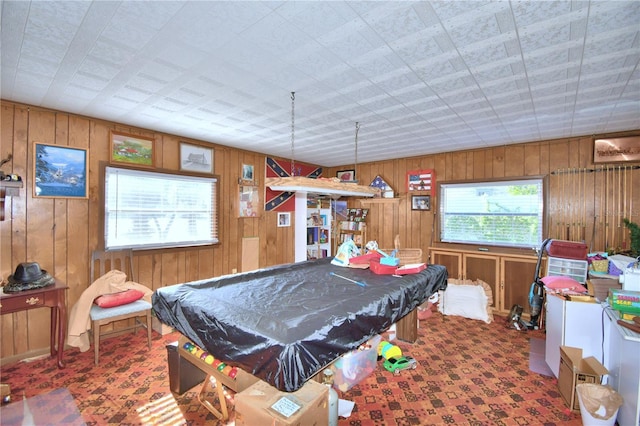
[
  {"xmin": 290, "ymin": 91, "xmax": 296, "ymax": 176},
  {"xmin": 354, "ymin": 121, "xmax": 360, "ymax": 181}
]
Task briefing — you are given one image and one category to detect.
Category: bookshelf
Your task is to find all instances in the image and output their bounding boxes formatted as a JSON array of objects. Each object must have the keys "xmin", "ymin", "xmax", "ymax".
[
  {"xmin": 306, "ymin": 197, "xmax": 332, "ymax": 260},
  {"xmin": 338, "ymin": 208, "xmax": 369, "ymax": 250}
]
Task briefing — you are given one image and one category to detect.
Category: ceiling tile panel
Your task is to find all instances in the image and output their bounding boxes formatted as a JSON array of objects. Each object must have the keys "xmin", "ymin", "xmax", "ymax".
[
  {"xmin": 88, "ymin": 39, "xmax": 136, "ymax": 68},
  {"xmin": 1, "ymin": 0, "xmax": 638, "ymax": 166}
]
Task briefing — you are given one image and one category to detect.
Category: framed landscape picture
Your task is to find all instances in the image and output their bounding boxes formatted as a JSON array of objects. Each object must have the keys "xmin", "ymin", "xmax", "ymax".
[
  {"xmin": 110, "ymin": 131, "xmax": 155, "ymax": 168},
  {"xmin": 180, "ymin": 143, "xmax": 214, "ymax": 173},
  {"xmin": 34, "ymin": 143, "xmax": 88, "ymax": 198}
]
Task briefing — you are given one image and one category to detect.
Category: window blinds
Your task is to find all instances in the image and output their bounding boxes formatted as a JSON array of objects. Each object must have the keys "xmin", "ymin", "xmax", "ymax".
[{"xmin": 105, "ymin": 166, "xmax": 218, "ymax": 251}]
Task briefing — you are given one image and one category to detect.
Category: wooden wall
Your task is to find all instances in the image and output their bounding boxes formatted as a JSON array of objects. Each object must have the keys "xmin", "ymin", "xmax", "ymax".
[
  {"xmin": 0, "ymin": 101, "xmax": 297, "ymax": 363},
  {"xmin": 327, "ymin": 134, "xmax": 640, "ymax": 255},
  {"xmin": 1, "ymin": 99, "xmax": 638, "ymax": 364}
]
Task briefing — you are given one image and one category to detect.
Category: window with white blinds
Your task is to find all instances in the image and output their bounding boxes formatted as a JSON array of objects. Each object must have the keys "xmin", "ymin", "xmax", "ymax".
[
  {"xmin": 439, "ymin": 179, "xmax": 544, "ymax": 249},
  {"xmin": 105, "ymin": 166, "xmax": 218, "ymax": 251}
]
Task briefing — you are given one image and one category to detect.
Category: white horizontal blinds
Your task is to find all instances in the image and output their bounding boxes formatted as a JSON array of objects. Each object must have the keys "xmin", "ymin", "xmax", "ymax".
[
  {"xmin": 105, "ymin": 167, "xmax": 218, "ymax": 251},
  {"xmin": 440, "ymin": 179, "xmax": 543, "ymax": 248}
]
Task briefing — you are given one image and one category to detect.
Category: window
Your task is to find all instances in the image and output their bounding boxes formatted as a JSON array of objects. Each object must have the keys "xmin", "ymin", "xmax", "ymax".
[
  {"xmin": 439, "ymin": 178, "xmax": 544, "ymax": 248},
  {"xmin": 105, "ymin": 166, "xmax": 218, "ymax": 251}
]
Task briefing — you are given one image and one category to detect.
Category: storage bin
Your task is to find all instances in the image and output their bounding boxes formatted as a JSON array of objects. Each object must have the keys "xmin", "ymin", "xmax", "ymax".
[
  {"xmin": 546, "ymin": 257, "xmax": 589, "ymax": 284},
  {"xmin": 546, "ymin": 240, "xmax": 588, "ymax": 260},
  {"xmin": 331, "ymin": 334, "xmax": 381, "ymax": 392}
]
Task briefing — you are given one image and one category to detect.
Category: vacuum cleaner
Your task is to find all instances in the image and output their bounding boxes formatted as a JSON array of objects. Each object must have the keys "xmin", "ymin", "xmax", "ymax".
[{"xmin": 508, "ymin": 238, "xmax": 552, "ymax": 331}]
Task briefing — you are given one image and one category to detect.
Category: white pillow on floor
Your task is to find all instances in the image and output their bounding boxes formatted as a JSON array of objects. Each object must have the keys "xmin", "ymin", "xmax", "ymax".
[{"xmin": 438, "ymin": 283, "xmax": 492, "ymax": 323}]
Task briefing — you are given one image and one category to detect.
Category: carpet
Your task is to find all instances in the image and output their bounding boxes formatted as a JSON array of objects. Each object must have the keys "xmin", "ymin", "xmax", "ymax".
[
  {"xmin": 529, "ymin": 337, "xmax": 555, "ymax": 377},
  {"xmin": 0, "ymin": 312, "xmax": 582, "ymax": 425}
]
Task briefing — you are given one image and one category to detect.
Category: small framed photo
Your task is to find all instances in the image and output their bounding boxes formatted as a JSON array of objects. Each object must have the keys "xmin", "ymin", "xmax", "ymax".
[
  {"xmin": 242, "ymin": 164, "xmax": 254, "ymax": 181},
  {"xmin": 34, "ymin": 143, "xmax": 88, "ymax": 198},
  {"xmin": 278, "ymin": 212, "xmax": 291, "ymax": 227},
  {"xmin": 337, "ymin": 169, "xmax": 355, "ymax": 182},
  {"xmin": 180, "ymin": 143, "xmax": 214, "ymax": 173},
  {"xmin": 411, "ymin": 195, "xmax": 430, "ymax": 211}
]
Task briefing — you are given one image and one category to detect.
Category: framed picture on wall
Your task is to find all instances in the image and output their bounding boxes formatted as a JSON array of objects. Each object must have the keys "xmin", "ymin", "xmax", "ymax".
[
  {"xmin": 278, "ymin": 212, "xmax": 290, "ymax": 227},
  {"xmin": 242, "ymin": 164, "xmax": 254, "ymax": 181},
  {"xmin": 110, "ymin": 131, "xmax": 155, "ymax": 168},
  {"xmin": 33, "ymin": 143, "xmax": 88, "ymax": 198},
  {"xmin": 337, "ymin": 169, "xmax": 355, "ymax": 182},
  {"xmin": 411, "ymin": 195, "xmax": 430, "ymax": 211},
  {"xmin": 593, "ymin": 136, "xmax": 640, "ymax": 163},
  {"xmin": 406, "ymin": 169, "xmax": 435, "ymax": 195},
  {"xmin": 239, "ymin": 185, "xmax": 259, "ymax": 217},
  {"xmin": 180, "ymin": 143, "xmax": 214, "ymax": 173}
]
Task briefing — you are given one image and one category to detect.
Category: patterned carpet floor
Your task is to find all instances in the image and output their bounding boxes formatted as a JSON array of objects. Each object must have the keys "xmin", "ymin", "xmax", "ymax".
[{"xmin": 0, "ymin": 312, "xmax": 584, "ymax": 425}]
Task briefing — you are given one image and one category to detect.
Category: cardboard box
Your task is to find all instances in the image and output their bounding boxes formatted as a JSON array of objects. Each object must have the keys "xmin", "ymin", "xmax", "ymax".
[
  {"xmin": 235, "ymin": 379, "xmax": 328, "ymax": 426},
  {"xmin": 152, "ymin": 316, "xmax": 174, "ymax": 335},
  {"xmin": 558, "ymin": 346, "xmax": 608, "ymax": 412},
  {"xmin": 331, "ymin": 334, "xmax": 381, "ymax": 392},
  {"xmin": 608, "ymin": 288, "xmax": 640, "ymax": 316},
  {"xmin": 370, "ymin": 259, "xmax": 397, "ymax": 275}
]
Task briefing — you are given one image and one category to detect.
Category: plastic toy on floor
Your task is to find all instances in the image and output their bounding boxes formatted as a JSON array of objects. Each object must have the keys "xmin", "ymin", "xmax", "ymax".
[
  {"xmin": 383, "ymin": 356, "xmax": 417, "ymax": 375},
  {"xmin": 377, "ymin": 341, "xmax": 417, "ymax": 375}
]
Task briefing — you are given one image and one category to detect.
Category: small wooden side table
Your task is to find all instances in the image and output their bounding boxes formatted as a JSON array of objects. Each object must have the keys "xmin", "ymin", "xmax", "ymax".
[{"xmin": 0, "ymin": 280, "xmax": 68, "ymax": 368}]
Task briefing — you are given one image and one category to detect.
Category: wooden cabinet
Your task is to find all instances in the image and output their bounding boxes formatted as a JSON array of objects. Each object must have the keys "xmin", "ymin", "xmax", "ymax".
[
  {"xmin": 430, "ymin": 250, "xmax": 462, "ymax": 280},
  {"xmin": 502, "ymin": 256, "xmax": 539, "ymax": 313},
  {"xmin": 429, "ymin": 247, "xmax": 540, "ymax": 316}
]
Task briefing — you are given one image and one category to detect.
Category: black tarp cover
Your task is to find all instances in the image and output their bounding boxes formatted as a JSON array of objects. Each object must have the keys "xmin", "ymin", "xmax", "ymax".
[{"xmin": 152, "ymin": 257, "xmax": 447, "ymax": 392}]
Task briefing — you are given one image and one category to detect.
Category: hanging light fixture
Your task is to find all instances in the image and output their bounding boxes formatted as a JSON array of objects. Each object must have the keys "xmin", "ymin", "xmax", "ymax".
[
  {"xmin": 265, "ymin": 93, "xmax": 379, "ymax": 198},
  {"xmin": 353, "ymin": 121, "xmax": 360, "ymax": 183},
  {"xmin": 290, "ymin": 91, "xmax": 297, "ymax": 176}
]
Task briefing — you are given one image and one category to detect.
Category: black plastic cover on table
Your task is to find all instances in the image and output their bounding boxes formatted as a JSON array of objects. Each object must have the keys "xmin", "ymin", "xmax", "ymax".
[{"xmin": 152, "ymin": 257, "xmax": 448, "ymax": 392}]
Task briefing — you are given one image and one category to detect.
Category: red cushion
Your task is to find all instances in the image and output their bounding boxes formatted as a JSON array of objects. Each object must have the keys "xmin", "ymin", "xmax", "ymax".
[
  {"xmin": 541, "ymin": 275, "xmax": 582, "ymax": 290},
  {"xmin": 94, "ymin": 289, "xmax": 144, "ymax": 308}
]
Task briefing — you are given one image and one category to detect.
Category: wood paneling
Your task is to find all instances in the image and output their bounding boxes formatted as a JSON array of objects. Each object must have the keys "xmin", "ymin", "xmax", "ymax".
[
  {"xmin": 329, "ymin": 132, "xmax": 640, "ymax": 259},
  {"xmin": 1, "ymin": 99, "xmax": 639, "ymax": 364},
  {"xmin": 0, "ymin": 101, "xmax": 299, "ymax": 363}
]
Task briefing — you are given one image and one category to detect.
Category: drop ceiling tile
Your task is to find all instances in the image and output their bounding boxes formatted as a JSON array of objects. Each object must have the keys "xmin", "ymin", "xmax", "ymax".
[
  {"xmin": 588, "ymin": 1, "xmax": 640, "ymax": 34},
  {"xmin": 460, "ymin": 40, "xmax": 511, "ymax": 68},
  {"xmin": 276, "ymin": 1, "xmax": 355, "ymax": 39},
  {"xmin": 364, "ymin": 3, "xmax": 427, "ymax": 44},
  {"xmin": 2, "ymin": 0, "xmax": 639, "ymax": 166},
  {"xmin": 88, "ymin": 39, "xmax": 136, "ymax": 68}
]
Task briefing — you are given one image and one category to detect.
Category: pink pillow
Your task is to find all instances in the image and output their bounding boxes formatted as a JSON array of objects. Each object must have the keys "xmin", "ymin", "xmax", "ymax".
[
  {"xmin": 541, "ymin": 275, "xmax": 581, "ymax": 291},
  {"xmin": 94, "ymin": 289, "xmax": 144, "ymax": 308}
]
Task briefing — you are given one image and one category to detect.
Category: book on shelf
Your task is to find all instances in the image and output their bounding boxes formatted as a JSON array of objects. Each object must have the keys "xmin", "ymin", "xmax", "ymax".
[{"xmin": 307, "ymin": 228, "xmax": 319, "ymax": 245}]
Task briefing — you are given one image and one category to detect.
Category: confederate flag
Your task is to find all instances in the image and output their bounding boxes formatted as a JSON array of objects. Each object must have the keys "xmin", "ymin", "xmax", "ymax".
[{"xmin": 264, "ymin": 157, "xmax": 322, "ymax": 212}]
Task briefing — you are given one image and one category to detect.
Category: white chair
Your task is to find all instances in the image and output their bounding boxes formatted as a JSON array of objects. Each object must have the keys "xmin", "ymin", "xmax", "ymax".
[{"xmin": 89, "ymin": 250, "xmax": 152, "ymax": 365}]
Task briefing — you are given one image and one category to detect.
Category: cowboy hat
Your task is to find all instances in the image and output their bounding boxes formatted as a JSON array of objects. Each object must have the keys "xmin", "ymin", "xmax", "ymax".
[{"xmin": 4, "ymin": 262, "xmax": 55, "ymax": 293}]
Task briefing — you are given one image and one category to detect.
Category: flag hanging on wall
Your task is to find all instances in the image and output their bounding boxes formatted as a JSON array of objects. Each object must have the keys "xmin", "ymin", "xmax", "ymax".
[
  {"xmin": 406, "ymin": 169, "xmax": 436, "ymax": 195},
  {"xmin": 265, "ymin": 157, "xmax": 322, "ymax": 212}
]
